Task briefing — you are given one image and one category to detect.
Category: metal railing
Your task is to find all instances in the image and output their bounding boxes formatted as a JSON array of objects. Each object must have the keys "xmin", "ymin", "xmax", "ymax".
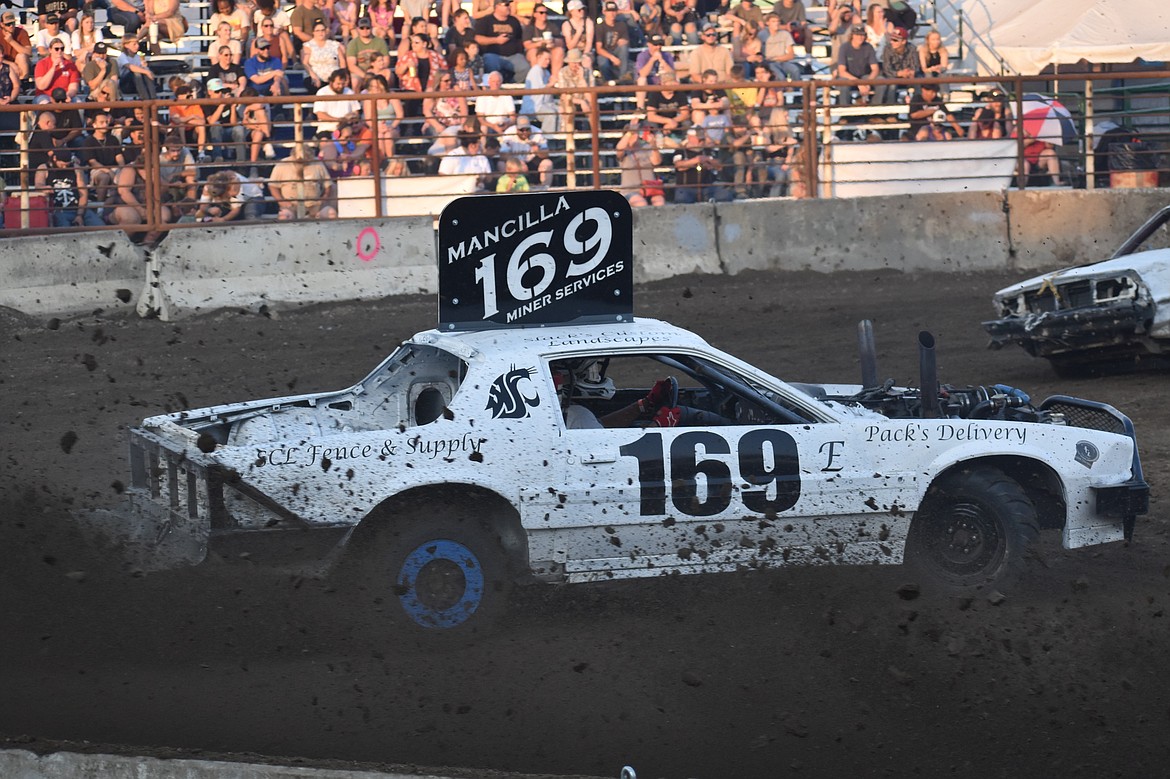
[{"xmin": 1, "ymin": 69, "xmax": 1166, "ymax": 237}]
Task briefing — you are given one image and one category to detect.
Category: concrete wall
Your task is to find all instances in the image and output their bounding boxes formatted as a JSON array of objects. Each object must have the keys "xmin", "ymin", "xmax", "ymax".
[{"xmin": 0, "ymin": 189, "xmax": 1165, "ymax": 320}]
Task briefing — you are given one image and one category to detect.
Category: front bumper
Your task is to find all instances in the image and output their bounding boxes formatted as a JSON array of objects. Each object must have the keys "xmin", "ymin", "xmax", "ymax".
[{"xmin": 983, "ymin": 300, "xmax": 1155, "ymax": 358}]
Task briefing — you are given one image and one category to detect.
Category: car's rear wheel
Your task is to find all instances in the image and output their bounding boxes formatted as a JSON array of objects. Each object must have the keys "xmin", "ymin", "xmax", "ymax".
[
  {"xmin": 348, "ymin": 501, "xmax": 514, "ymax": 635},
  {"xmin": 905, "ymin": 466, "xmax": 1039, "ymax": 592}
]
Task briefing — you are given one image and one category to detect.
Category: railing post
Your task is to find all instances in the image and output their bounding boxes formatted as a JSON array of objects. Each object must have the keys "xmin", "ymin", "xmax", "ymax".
[
  {"xmin": 1013, "ymin": 75, "xmax": 1026, "ymax": 190},
  {"xmin": 145, "ymin": 101, "xmax": 161, "ymax": 236},
  {"xmin": 589, "ymin": 88, "xmax": 602, "ymax": 189},
  {"xmin": 806, "ymin": 81, "xmax": 820, "ymax": 199},
  {"xmin": 18, "ymin": 109, "xmax": 30, "ymax": 229},
  {"xmin": 1084, "ymin": 78, "xmax": 1096, "ymax": 190}
]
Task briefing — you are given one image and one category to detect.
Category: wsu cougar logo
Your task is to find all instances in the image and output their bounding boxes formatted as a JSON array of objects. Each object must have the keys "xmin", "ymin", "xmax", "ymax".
[{"xmin": 486, "ymin": 365, "xmax": 541, "ymax": 419}]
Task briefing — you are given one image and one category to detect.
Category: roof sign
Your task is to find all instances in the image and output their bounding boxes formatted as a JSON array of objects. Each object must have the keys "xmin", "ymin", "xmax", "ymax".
[{"xmin": 437, "ymin": 191, "xmax": 633, "ymax": 331}]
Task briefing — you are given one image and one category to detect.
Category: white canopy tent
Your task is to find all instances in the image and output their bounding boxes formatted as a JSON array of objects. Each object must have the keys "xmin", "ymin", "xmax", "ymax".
[{"xmin": 962, "ymin": 0, "xmax": 1170, "ymax": 75}]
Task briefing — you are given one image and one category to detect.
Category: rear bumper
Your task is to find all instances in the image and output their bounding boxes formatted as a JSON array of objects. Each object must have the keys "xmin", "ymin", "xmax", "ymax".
[{"xmin": 983, "ymin": 300, "xmax": 1155, "ymax": 357}]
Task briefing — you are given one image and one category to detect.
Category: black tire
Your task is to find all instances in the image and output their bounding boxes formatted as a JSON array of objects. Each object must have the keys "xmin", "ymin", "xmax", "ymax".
[
  {"xmin": 347, "ymin": 502, "xmax": 514, "ymax": 635},
  {"xmin": 905, "ymin": 466, "xmax": 1039, "ymax": 592}
]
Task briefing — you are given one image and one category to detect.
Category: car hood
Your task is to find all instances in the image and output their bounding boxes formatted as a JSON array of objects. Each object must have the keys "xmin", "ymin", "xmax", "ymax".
[{"xmin": 992, "ymin": 247, "xmax": 1170, "ymax": 300}]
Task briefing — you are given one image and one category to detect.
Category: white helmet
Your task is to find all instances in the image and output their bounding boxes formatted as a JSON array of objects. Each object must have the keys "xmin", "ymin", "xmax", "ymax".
[{"xmin": 553, "ymin": 359, "xmax": 615, "ymax": 400}]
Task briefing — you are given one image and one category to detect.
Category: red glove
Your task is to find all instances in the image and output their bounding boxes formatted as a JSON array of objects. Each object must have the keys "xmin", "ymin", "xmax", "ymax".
[
  {"xmin": 638, "ymin": 378, "xmax": 673, "ymax": 416},
  {"xmin": 653, "ymin": 406, "xmax": 682, "ymax": 427}
]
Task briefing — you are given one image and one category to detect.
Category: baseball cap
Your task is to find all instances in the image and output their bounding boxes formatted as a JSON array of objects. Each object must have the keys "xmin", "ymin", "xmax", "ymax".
[
  {"xmin": 45, "ymin": 13, "xmax": 60, "ymax": 23},
  {"xmin": 206, "ymin": 77, "xmax": 227, "ymax": 92},
  {"xmin": 931, "ymin": 109, "xmax": 947, "ymax": 123},
  {"xmin": 1, "ymin": 11, "xmax": 16, "ymax": 23},
  {"xmin": 700, "ymin": 21, "xmax": 717, "ymax": 32},
  {"xmin": 649, "ymin": 33, "xmax": 665, "ymax": 45},
  {"xmin": 890, "ymin": 26, "xmax": 907, "ymax": 40},
  {"xmin": 603, "ymin": 1, "xmax": 617, "ymax": 10},
  {"xmin": 256, "ymin": 36, "xmax": 270, "ymax": 48},
  {"xmin": 515, "ymin": 115, "xmax": 531, "ymax": 128},
  {"xmin": 850, "ymin": 25, "xmax": 866, "ymax": 35},
  {"xmin": 94, "ymin": 41, "xmax": 108, "ymax": 53},
  {"xmin": 357, "ymin": 16, "xmax": 371, "ymax": 27},
  {"xmin": 921, "ymin": 81, "xmax": 939, "ymax": 91},
  {"xmin": 567, "ymin": 0, "xmax": 584, "ymax": 9}
]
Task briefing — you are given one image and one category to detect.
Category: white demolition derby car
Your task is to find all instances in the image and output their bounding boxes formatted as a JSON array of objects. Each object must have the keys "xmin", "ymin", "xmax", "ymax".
[
  {"xmin": 985, "ymin": 204, "xmax": 1170, "ymax": 374},
  {"xmin": 123, "ymin": 192, "xmax": 1148, "ymax": 631}
]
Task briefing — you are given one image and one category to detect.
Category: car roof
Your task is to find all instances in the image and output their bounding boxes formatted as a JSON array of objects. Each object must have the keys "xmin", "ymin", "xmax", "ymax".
[{"xmin": 410, "ymin": 317, "xmax": 713, "ymax": 362}]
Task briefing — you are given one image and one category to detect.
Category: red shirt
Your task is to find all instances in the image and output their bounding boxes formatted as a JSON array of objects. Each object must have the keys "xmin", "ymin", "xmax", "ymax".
[{"xmin": 34, "ymin": 56, "xmax": 81, "ymax": 97}]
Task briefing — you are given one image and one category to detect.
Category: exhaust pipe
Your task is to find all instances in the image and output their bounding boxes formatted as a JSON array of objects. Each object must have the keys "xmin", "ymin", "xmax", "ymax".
[
  {"xmin": 919, "ymin": 330, "xmax": 938, "ymax": 418},
  {"xmin": 857, "ymin": 319, "xmax": 878, "ymax": 389}
]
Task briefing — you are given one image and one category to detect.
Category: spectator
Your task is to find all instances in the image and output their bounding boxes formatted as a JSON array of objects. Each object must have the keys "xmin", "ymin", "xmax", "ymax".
[
  {"xmin": 556, "ymin": 47, "xmax": 595, "ymax": 135},
  {"xmin": 118, "ymin": 121, "xmax": 146, "ymax": 165},
  {"xmin": 722, "ymin": 0, "xmax": 761, "ymax": 41},
  {"xmin": 194, "ymin": 170, "xmax": 265, "ymax": 222},
  {"xmin": 689, "ymin": 68, "xmax": 728, "ymax": 127},
  {"xmin": 721, "ymin": 113, "xmax": 756, "ymax": 198},
  {"xmin": 918, "ymin": 29, "xmax": 948, "ymax": 78},
  {"xmin": 560, "ymin": 0, "xmax": 593, "ymax": 70},
  {"xmin": 302, "ymin": 20, "xmax": 347, "ymax": 90},
  {"xmin": 635, "ymin": 32, "xmax": 675, "ymax": 90},
  {"xmin": 1020, "ymin": 137, "xmax": 1063, "ymax": 186},
  {"xmin": 206, "ymin": 44, "xmax": 246, "ymax": 94},
  {"xmin": 438, "ymin": 131, "xmax": 491, "ymax": 189},
  {"xmin": 146, "ymin": 0, "xmax": 189, "ymax": 49},
  {"xmin": 673, "ymin": 126, "xmax": 732, "ymax": 203},
  {"xmin": 616, "ymin": 120, "xmax": 664, "ymax": 206},
  {"xmin": 289, "ymin": 0, "xmax": 326, "ymax": 53},
  {"xmin": 520, "ymin": 46, "xmax": 557, "ymax": 132},
  {"xmin": 108, "ymin": 160, "xmax": 172, "ymax": 243},
  {"xmin": 645, "ymin": 71, "xmax": 685, "ymax": 132},
  {"xmin": 319, "ymin": 118, "xmax": 370, "ymax": 177},
  {"xmin": 397, "ymin": 16, "xmax": 439, "ymax": 58},
  {"xmin": 312, "ymin": 68, "xmax": 361, "ymax": 134},
  {"xmin": 906, "ymin": 81, "xmax": 958, "ymax": 138},
  {"xmin": 754, "ymin": 108, "xmax": 795, "ymax": 196},
  {"xmin": 332, "ymin": 0, "xmax": 358, "ymax": 42},
  {"xmin": 366, "ymin": 50, "xmax": 396, "ymax": 87},
  {"xmin": 0, "ymin": 11, "xmax": 32, "ymax": 79},
  {"xmin": 734, "ymin": 21, "xmax": 763, "ymax": 68},
  {"xmin": 826, "ymin": 2, "xmax": 856, "ymax": 59},
  {"xmin": 450, "ymin": 46, "xmax": 479, "ymax": 91},
  {"xmin": 0, "ymin": 50, "xmax": 19, "ymax": 111},
  {"xmin": 29, "ymin": 111, "xmax": 62, "ymax": 173},
  {"xmin": 239, "ymin": 84, "xmax": 275, "ymax": 170},
  {"xmin": 347, "ymin": 16, "xmax": 388, "ymax": 89},
  {"xmin": 116, "ymin": 34, "xmax": 157, "ymax": 100},
  {"xmin": 362, "ymin": 73, "xmax": 404, "ymax": 159},
  {"xmin": 39, "ymin": 0, "xmax": 80, "ymax": 33},
  {"xmin": 210, "ymin": 0, "xmax": 251, "ymax": 45},
  {"xmin": 863, "ymin": 3, "xmax": 888, "ymax": 58},
  {"xmin": 914, "ymin": 108, "xmax": 954, "ymax": 141},
  {"xmin": 445, "ymin": 8, "xmax": 477, "ymax": 56},
  {"xmin": 474, "ymin": 0, "xmax": 528, "ymax": 84},
  {"xmin": 269, "ymin": 144, "xmax": 336, "ymax": 219},
  {"xmin": 210, "ymin": 21, "xmax": 243, "ymax": 64},
  {"xmin": 81, "ymin": 41, "xmax": 118, "ymax": 99},
  {"xmin": 474, "ymin": 70, "xmax": 516, "ymax": 133},
  {"xmin": 762, "ymin": 13, "xmax": 799, "ymax": 81},
  {"xmin": 751, "ymin": 62, "xmax": 783, "ymax": 113},
  {"xmin": 395, "ymin": 32, "xmax": 447, "ymax": 115},
  {"xmin": 70, "ymin": 12, "xmax": 101, "ymax": 64},
  {"xmin": 423, "ymin": 71, "xmax": 469, "ymax": 136},
  {"xmin": 885, "ymin": 0, "xmax": 917, "ymax": 34},
  {"xmin": 169, "ymin": 84, "xmax": 212, "ymax": 159},
  {"xmin": 401, "ymin": 0, "xmax": 434, "ymax": 27},
  {"xmin": 875, "ymin": 25, "xmax": 916, "ymax": 103},
  {"xmin": 968, "ymin": 91, "xmax": 1011, "ymax": 139},
  {"xmin": 498, "ymin": 114, "xmax": 551, "ymax": 186},
  {"xmin": 158, "ymin": 133, "xmax": 198, "ymax": 217},
  {"xmin": 45, "ymin": 87, "xmax": 83, "ymax": 146},
  {"xmin": 595, "ymin": 1, "xmax": 630, "ymax": 84},
  {"xmin": 244, "ymin": 36, "xmax": 288, "ymax": 96},
  {"xmin": 464, "ymin": 40, "xmax": 487, "ymax": 82},
  {"xmin": 364, "ymin": 0, "xmax": 396, "ymax": 47},
  {"xmin": 770, "ymin": 0, "xmax": 807, "ymax": 46},
  {"xmin": 40, "ymin": 148, "xmax": 103, "ymax": 227},
  {"xmin": 439, "ymin": 0, "xmax": 463, "ymax": 30},
  {"xmin": 723, "ymin": 61, "xmax": 755, "ymax": 121},
  {"xmin": 78, "ymin": 110, "xmax": 120, "ymax": 202},
  {"xmin": 834, "ymin": 25, "xmax": 877, "ymax": 105},
  {"xmin": 470, "ymin": 0, "xmax": 494, "ymax": 19},
  {"xmin": 34, "ymin": 13, "xmax": 71, "ymax": 59},
  {"xmin": 783, "ymin": 136, "xmax": 810, "ymax": 198},
  {"xmin": 687, "ymin": 23, "xmax": 732, "ymax": 82},
  {"xmin": 609, "ymin": 0, "xmax": 643, "ymax": 46},
  {"xmin": 254, "ymin": 15, "xmax": 294, "ymax": 65},
  {"xmin": 108, "ymin": 0, "xmax": 146, "ymax": 37},
  {"xmin": 522, "ymin": 4, "xmax": 563, "ymax": 78},
  {"xmin": 35, "ymin": 36, "xmax": 81, "ymax": 103},
  {"xmin": 495, "ymin": 156, "xmax": 529, "ymax": 192},
  {"xmin": 663, "ymin": 0, "xmax": 698, "ymax": 46},
  {"xmin": 203, "ymin": 78, "xmax": 246, "ymax": 161},
  {"xmin": 638, "ymin": 0, "xmax": 665, "ymax": 42}
]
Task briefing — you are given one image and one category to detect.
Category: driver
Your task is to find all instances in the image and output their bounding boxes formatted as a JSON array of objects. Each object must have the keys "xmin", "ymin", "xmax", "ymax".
[{"xmin": 554, "ymin": 359, "xmax": 680, "ymax": 429}]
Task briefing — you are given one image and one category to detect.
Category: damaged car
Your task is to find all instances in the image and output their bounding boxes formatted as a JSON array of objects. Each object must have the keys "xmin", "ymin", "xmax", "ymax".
[
  {"xmin": 112, "ymin": 192, "xmax": 1149, "ymax": 633},
  {"xmin": 985, "ymin": 204, "xmax": 1170, "ymax": 374}
]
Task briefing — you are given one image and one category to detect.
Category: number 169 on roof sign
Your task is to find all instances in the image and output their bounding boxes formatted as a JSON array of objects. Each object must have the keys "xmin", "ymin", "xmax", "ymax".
[{"xmin": 438, "ymin": 191, "xmax": 634, "ymax": 331}]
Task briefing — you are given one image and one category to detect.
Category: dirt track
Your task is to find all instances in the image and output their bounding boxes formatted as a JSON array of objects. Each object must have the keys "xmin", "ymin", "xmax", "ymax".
[{"xmin": 2, "ymin": 268, "xmax": 1169, "ymax": 779}]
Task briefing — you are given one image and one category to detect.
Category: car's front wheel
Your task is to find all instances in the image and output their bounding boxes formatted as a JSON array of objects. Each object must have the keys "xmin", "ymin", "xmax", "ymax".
[{"xmin": 905, "ymin": 466, "xmax": 1039, "ymax": 592}]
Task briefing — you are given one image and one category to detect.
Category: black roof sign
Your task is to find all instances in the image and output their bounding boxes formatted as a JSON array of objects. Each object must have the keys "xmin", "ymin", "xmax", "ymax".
[{"xmin": 437, "ymin": 191, "xmax": 633, "ymax": 331}]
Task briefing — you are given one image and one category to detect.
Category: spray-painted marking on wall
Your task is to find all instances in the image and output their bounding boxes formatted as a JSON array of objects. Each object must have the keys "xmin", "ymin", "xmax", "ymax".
[{"xmin": 356, "ymin": 227, "xmax": 381, "ymax": 262}]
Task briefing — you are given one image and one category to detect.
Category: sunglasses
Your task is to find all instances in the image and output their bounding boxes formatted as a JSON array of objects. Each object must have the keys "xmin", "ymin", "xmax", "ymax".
[
  {"xmin": 51, "ymin": 45, "xmax": 65, "ymax": 50},
  {"xmin": 262, "ymin": 21, "xmax": 274, "ymax": 26}
]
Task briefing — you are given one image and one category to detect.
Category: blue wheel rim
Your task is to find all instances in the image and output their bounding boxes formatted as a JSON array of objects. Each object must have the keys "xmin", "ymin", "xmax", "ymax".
[{"xmin": 397, "ymin": 539, "xmax": 485, "ymax": 629}]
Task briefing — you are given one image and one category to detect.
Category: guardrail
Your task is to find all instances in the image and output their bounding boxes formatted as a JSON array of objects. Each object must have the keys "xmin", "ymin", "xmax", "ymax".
[{"xmin": 1, "ymin": 69, "xmax": 1166, "ymax": 237}]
